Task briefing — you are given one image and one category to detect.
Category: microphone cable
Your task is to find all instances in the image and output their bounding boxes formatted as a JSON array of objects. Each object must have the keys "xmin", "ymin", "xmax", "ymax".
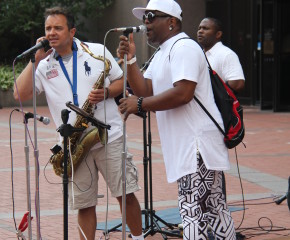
[
  {"xmin": 236, "ymin": 216, "xmax": 290, "ymax": 239},
  {"xmin": 232, "ymin": 147, "xmax": 246, "ymax": 231},
  {"xmin": 102, "ymin": 28, "xmax": 111, "ymax": 240},
  {"xmin": 43, "ymin": 142, "xmax": 94, "ymax": 193},
  {"xmin": 227, "ymin": 148, "xmax": 290, "ymax": 238},
  {"xmin": 9, "ymin": 108, "xmax": 21, "ymax": 239}
]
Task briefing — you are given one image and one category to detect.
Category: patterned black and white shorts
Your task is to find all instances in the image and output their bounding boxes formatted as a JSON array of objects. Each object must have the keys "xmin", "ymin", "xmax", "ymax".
[{"xmin": 177, "ymin": 153, "xmax": 236, "ymax": 240}]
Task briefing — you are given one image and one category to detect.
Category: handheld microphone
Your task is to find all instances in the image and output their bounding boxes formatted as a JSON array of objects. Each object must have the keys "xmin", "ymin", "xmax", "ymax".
[
  {"xmin": 16, "ymin": 39, "xmax": 49, "ymax": 59},
  {"xmin": 16, "ymin": 109, "xmax": 50, "ymax": 125},
  {"xmin": 111, "ymin": 25, "xmax": 146, "ymax": 33}
]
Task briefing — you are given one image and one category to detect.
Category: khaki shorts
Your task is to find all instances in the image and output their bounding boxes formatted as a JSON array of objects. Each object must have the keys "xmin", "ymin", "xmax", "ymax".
[{"xmin": 68, "ymin": 136, "xmax": 141, "ymax": 210}]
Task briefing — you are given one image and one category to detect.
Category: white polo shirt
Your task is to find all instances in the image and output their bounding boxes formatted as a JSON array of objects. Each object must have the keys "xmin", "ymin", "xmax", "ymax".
[
  {"xmin": 206, "ymin": 41, "xmax": 245, "ymax": 82},
  {"xmin": 144, "ymin": 33, "xmax": 230, "ymax": 183},
  {"xmin": 35, "ymin": 38, "xmax": 123, "ymax": 147}
]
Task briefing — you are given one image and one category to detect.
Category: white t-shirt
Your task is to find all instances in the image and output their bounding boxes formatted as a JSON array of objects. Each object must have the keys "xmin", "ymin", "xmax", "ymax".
[
  {"xmin": 144, "ymin": 33, "xmax": 230, "ymax": 183},
  {"xmin": 206, "ymin": 42, "xmax": 245, "ymax": 82},
  {"xmin": 35, "ymin": 38, "xmax": 123, "ymax": 148}
]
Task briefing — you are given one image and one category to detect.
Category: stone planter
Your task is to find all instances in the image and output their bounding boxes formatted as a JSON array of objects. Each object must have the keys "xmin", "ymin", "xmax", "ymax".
[{"xmin": 0, "ymin": 89, "xmax": 47, "ymax": 108}]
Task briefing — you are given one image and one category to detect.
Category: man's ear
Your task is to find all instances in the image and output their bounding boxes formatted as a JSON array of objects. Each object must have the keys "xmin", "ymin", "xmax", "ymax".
[
  {"xmin": 216, "ymin": 31, "xmax": 223, "ymax": 40},
  {"xmin": 70, "ymin": 27, "xmax": 77, "ymax": 37},
  {"xmin": 169, "ymin": 17, "xmax": 177, "ymax": 26}
]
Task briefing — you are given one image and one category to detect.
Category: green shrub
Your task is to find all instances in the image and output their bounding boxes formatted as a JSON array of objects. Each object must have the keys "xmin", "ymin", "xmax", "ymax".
[{"xmin": 0, "ymin": 63, "xmax": 25, "ymax": 91}]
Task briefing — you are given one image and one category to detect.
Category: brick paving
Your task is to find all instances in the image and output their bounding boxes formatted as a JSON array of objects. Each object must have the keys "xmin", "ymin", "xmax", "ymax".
[{"xmin": 0, "ymin": 105, "xmax": 290, "ymax": 239}]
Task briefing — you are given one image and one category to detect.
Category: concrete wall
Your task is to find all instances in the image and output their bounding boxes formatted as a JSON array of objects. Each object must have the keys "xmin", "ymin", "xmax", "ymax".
[
  {"xmin": 179, "ymin": 0, "xmax": 206, "ymax": 39},
  {"xmin": 79, "ymin": 0, "xmax": 206, "ymax": 67},
  {"xmin": 0, "ymin": 90, "xmax": 47, "ymax": 108},
  {"xmin": 79, "ymin": 0, "xmax": 149, "ymax": 66}
]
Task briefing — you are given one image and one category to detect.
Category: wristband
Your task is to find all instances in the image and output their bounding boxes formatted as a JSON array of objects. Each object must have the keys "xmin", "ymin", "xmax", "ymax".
[{"xmin": 127, "ymin": 56, "xmax": 137, "ymax": 65}]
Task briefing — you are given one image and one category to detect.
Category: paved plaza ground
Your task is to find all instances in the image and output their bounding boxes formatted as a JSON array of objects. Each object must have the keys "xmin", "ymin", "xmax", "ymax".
[{"xmin": 0, "ymin": 105, "xmax": 290, "ymax": 239}]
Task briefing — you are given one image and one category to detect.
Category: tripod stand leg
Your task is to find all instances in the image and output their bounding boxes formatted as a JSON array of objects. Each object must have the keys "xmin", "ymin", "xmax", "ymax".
[
  {"xmin": 275, "ymin": 194, "xmax": 287, "ymax": 205},
  {"xmin": 142, "ymin": 209, "xmax": 182, "ymax": 239},
  {"xmin": 151, "ymin": 217, "xmax": 168, "ymax": 240},
  {"xmin": 154, "ymin": 214, "xmax": 182, "ymax": 238},
  {"xmin": 143, "ymin": 215, "xmax": 169, "ymax": 240},
  {"xmin": 275, "ymin": 176, "xmax": 290, "ymax": 210},
  {"xmin": 153, "ymin": 212, "xmax": 177, "ymax": 229},
  {"xmin": 103, "ymin": 223, "xmax": 122, "ymax": 234}
]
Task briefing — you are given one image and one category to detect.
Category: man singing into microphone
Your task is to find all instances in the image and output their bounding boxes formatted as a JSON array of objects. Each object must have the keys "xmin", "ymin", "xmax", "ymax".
[
  {"xmin": 14, "ymin": 6, "xmax": 144, "ymax": 240},
  {"xmin": 118, "ymin": 0, "xmax": 236, "ymax": 239}
]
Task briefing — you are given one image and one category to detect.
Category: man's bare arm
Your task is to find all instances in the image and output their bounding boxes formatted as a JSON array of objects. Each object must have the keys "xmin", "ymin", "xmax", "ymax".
[
  {"xmin": 14, "ymin": 37, "xmax": 52, "ymax": 102},
  {"xmin": 227, "ymin": 79, "xmax": 245, "ymax": 93}
]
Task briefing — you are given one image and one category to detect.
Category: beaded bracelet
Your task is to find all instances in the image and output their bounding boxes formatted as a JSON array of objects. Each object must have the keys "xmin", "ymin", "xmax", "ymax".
[{"xmin": 137, "ymin": 97, "xmax": 145, "ymax": 114}]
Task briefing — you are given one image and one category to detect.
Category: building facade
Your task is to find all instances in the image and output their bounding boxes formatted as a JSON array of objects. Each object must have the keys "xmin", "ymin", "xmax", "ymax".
[
  {"xmin": 84, "ymin": 0, "xmax": 290, "ymax": 112},
  {"xmin": 205, "ymin": 0, "xmax": 290, "ymax": 111}
]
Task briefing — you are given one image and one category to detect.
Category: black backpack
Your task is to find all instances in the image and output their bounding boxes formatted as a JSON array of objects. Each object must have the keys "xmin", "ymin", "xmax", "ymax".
[{"xmin": 170, "ymin": 38, "xmax": 245, "ymax": 149}]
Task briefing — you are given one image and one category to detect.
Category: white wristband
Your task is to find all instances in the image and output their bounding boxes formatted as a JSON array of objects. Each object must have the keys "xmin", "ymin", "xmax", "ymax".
[{"xmin": 127, "ymin": 56, "xmax": 137, "ymax": 65}]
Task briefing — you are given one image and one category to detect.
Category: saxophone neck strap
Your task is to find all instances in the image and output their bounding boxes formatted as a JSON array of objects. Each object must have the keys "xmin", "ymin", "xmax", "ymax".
[{"xmin": 57, "ymin": 41, "xmax": 79, "ymax": 106}]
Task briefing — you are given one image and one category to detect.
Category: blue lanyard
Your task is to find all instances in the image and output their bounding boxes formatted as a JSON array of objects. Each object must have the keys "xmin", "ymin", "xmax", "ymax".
[{"xmin": 57, "ymin": 41, "xmax": 79, "ymax": 106}]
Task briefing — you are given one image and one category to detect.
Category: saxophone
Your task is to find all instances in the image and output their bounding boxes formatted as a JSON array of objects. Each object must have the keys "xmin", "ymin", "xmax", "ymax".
[{"xmin": 50, "ymin": 42, "xmax": 112, "ymax": 177}]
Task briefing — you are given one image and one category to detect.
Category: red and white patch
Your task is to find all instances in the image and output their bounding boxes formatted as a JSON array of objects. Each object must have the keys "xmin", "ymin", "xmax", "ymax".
[{"xmin": 46, "ymin": 69, "xmax": 59, "ymax": 79}]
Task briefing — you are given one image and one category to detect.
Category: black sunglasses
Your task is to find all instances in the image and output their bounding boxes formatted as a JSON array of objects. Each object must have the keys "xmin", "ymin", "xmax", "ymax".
[{"xmin": 142, "ymin": 12, "xmax": 170, "ymax": 24}]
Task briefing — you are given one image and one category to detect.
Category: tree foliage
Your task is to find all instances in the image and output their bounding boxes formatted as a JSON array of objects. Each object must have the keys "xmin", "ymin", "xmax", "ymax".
[
  {"xmin": 0, "ymin": 0, "xmax": 113, "ymax": 36},
  {"xmin": 0, "ymin": 0, "xmax": 113, "ymax": 62}
]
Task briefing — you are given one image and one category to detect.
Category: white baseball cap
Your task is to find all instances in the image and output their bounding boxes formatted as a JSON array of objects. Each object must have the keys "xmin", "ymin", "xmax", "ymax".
[{"xmin": 132, "ymin": 0, "xmax": 182, "ymax": 22}]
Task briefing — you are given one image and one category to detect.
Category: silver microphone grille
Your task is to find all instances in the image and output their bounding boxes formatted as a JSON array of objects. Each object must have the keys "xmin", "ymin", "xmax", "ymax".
[
  {"xmin": 139, "ymin": 25, "xmax": 147, "ymax": 33},
  {"xmin": 43, "ymin": 117, "xmax": 50, "ymax": 125}
]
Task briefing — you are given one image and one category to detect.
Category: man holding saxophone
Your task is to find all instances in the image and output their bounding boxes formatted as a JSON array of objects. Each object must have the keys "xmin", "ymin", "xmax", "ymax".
[{"xmin": 14, "ymin": 6, "xmax": 144, "ymax": 240}]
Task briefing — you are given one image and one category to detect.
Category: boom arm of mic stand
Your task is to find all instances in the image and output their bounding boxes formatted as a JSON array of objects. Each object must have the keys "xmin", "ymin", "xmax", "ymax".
[
  {"xmin": 86, "ymin": 115, "xmax": 111, "ymax": 130},
  {"xmin": 65, "ymin": 101, "xmax": 111, "ymax": 130}
]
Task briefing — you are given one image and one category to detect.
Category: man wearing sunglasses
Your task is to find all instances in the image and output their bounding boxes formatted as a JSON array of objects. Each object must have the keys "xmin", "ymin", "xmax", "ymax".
[{"xmin": 118, "ymin": 0, "xmax": 236, "ymax": 239}]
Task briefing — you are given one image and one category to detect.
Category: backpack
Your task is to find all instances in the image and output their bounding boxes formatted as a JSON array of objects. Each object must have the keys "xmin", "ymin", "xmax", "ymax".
[{"xmin": 169, "ymin": 37, "xmax": 245, "ymax": 149}]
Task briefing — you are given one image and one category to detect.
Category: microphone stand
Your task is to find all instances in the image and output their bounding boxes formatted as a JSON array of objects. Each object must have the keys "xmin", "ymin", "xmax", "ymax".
[
  {"xmin": 105, "ymin": 28, "xmax": 132, "ymax": 239},
  {"xmin": 21, "ymin": 107, "xmax": 111, "ymax": 239},
  {"xmin": 31, "ymin": 52, "xmax": 41, "ymax": 240},
  {"xmin": 23, "ymin": 114, "xmax": 33, "ymax": 240},
  {"xmin": 57, "ymin": 109, "xmax": 86, "ymax": 240},
  {"xmin": 59, "ymin": 105, "xmax": 110, "ymax": 240},
  {"xmin": 120, "ymin": 29, "xmax": 131, "ymax": 240},
  {"xmin": 142, "ymin": 112, "xmax": 181, "ymax": 239}
]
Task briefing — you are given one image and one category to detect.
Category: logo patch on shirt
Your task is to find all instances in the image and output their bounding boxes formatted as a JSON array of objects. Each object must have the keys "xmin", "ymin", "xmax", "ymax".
[
  {"xmin": 84, "ymin": 61, "xmax": 91, "ymax": 76},
  {"xmin": 46, "ymin": 69, "xmax": 59, "ymax": 79}
]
